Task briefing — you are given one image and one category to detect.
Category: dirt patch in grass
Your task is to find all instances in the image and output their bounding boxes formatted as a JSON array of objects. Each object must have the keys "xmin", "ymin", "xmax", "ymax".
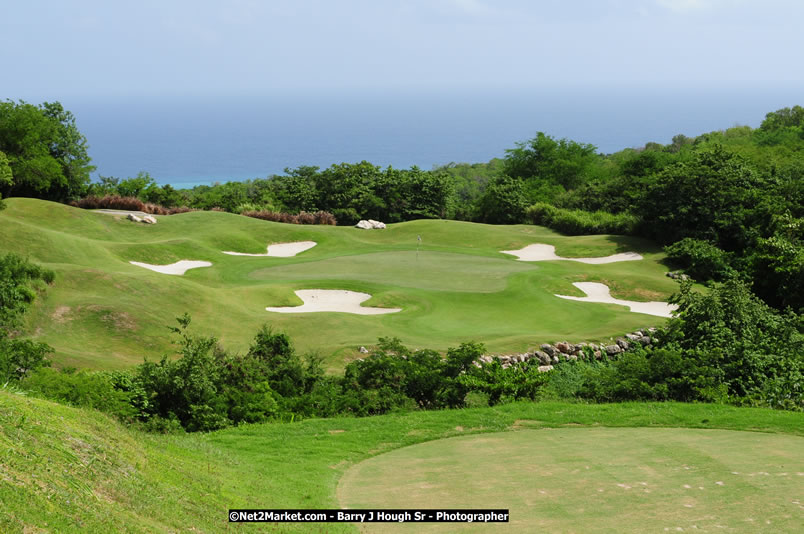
[
  {"xmin": 84, "ymin": 306, "xmax": 137, "ymax": 331},
  {"xmin": 51, "ymin": 306, "xmax": 73, "ymax": 323}
]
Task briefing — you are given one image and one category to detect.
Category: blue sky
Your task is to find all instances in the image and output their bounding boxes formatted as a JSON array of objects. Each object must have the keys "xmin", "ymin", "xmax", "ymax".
[{"xmin": 2, "ymin": 0, "xmax": 803, "ymax": 98}]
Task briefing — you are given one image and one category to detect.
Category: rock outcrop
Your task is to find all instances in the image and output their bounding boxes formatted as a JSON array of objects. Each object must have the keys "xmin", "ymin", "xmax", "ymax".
[
  {"xmin": 356, "ymin": 219, "xmax": 386, "ymax": 229},
  {"xmin": 127, "ymin": 213, "xmax": 157, "ymax": 224},
  {"xmin": 666, "ymin": 271, "xmax": 690, "ymax": 281}
]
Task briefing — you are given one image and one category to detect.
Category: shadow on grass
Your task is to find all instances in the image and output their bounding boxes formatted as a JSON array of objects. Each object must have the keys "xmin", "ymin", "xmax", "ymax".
[{"xmin": 603, "ymin": 234, "xmax": 664, "ymax": 254}]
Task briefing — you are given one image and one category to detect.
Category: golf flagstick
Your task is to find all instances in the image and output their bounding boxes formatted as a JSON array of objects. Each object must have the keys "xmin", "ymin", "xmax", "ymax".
[{"xmin": 417, "ymin": 235, "xmax": 421, "ymax": 260}]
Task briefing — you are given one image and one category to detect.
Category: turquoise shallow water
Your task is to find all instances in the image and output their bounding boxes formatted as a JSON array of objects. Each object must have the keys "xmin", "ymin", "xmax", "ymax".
[{"xmin": 63, "ymin": 85, "xmax": 803, "ymax": 187}]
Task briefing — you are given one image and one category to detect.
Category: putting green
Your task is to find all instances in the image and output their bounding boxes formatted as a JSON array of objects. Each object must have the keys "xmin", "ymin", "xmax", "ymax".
[
  {"xmin": 253, "ymin": 251, "xmax": 540, "ymax": 292},
  {"xmin": 338, "ymin": 427, "xmax": 804, "ymax": 532},
  {"xmin": 0, "ymin": 198, "xmax": 681, "ymax": 370}
]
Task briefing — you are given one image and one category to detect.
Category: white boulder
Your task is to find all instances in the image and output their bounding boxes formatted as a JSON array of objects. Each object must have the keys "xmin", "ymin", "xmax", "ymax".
[
  {"xmin": 355, "ymin": 219, "xmax": 386, "ymax": 229},
  {"xmin": 127, "ymin": 213, "xmax": 142, "ymax": 223}
]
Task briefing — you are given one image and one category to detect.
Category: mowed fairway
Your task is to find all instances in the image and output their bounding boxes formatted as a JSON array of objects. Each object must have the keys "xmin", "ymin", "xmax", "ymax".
[
  {"xmin": 1, "ymin": 198, "xmax": 679, "ymax": 370},
  {"xmin": 339, "ymin": 428, "xmax": 804, "ymax": 533}
]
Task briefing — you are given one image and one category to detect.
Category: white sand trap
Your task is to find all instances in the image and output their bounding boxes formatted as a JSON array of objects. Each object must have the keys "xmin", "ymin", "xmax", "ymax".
[
  {"xmin": 501, "ymin": 244, "xmax": 643, "ymax": 264},
  {"xmin": 555, "ymin": 282, "xmax": 677, "ymax": 318},
  {"xmin": 129, "ymin": 260, "xmax": 212, "ymax": 275},
  {"xmin": 266, "ymin": 290, "xmax": 401, "ymax": 315},
  {"xmin": 222, "ymin": 241, "xmax": 317, "ymax": 257}
]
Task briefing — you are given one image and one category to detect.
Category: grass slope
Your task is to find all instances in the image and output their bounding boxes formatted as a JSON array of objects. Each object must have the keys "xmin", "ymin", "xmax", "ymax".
[
  {"xmin": 1, "ymin": 198, "xmax": 680, "ymax": 370},
  {"xmin": 2, "ymin": 390, "xmax": 802, "ymax": 533}
]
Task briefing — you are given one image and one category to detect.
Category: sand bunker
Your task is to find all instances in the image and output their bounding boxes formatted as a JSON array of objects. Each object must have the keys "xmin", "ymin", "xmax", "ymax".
[
  {"xmin": 555, "ymin": 282, "xmax": 677, "ymax": 317},
  {"xmin": 222, "ymin": 241, "xmax": 317, "ymax": 257},
  {"xmin": 266, "ymin": 290, "xmax": 401, "ymax": 315},
  {"xmin": 129, "ymin": 260, "xmax": 212, "ymax": 275},
  {"xmin": 501, "ymin": 244, "xmax": 643, "ymax": 264}
]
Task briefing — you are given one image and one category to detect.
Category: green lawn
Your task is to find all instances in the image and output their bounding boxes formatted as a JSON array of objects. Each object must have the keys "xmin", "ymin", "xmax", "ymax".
[
  {"xmin": 2, "ymin": 390, "xmax": 802, "ymax": 533},
  {"xmin": 1, "ymin": 198, "xmax": 680, "ymax": 370},
  {"xmin": 340, "ymin": 427, "xmax": 803, "ymax": 532}
]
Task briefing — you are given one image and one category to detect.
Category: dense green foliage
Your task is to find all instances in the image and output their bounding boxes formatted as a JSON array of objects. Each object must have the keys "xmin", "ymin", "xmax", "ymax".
[
  {"xmin": 525, "ymin": 202, "xmax": 639, "ymax": 235},
  {"xmin": 0, "ymin": 253, "xmax": 54, "ymax": 383},
  {"xmin": 0, "ymin": 100, "xmax": 94, "ymax": 200},
  {"xmin": 16, "ymin": 315, "xmax": 582, "ymax": 431},
  {"xmin": 543, "ymin": 278, "xmax": 803, "ymax": 410},
  {"xmin": 447, "ymin": 107, "xmax": 804, "ymax": 312},
  {"xmin": 664, "ymin": 238, "xmax": 736, "ymax": 281},
  {"xmin": 0, "ymin": 253, "xmax": 54, "ymax": 330},
  {"xmin": 504, "ymin": 132, "xmax": 601, "ymax": 193},
  {"xmin": 21, "ymin": 367, "xmax": 135, "ymax": 417}
]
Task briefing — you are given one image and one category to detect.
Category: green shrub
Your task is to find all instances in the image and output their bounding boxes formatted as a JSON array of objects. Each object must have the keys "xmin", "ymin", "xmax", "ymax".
[
  {"xmin": 459, "ymin": 358, "xmax": 550, "ymax": 406},
  {"xmin": 0, "ymin": 253, "xmax": 54, "ymax": 331},
  {"xmin": 664, "ymin": 238, "xmax": 736, "ymax": 281},
  {"xmin": 570, "ymin": 348, "xmax": 727, "ymax": 404},
  {"xmin": 22, "ymin": 367, "xmax": 137, "ymax": 419},
  {"xmin": 662, "ymin": 279, "xmax": 804, "ymax": 405},
  {"xmin": 539, "ymin": 359, "xmax": 600, "ymax": 400},
  {"xmin": 525, "ymin": 202, "xmax": 638, "ymax": 235},
  {"xmin": 0, "ymin": 334, "xmax": 52, "ymax": 382},
  {"xmin": 476, "ymin": 175, "xmax": 528, "ymax": 224},
  {"xmin": 331, "ymin": 207, "xmax": 360, "ymax": 226}
]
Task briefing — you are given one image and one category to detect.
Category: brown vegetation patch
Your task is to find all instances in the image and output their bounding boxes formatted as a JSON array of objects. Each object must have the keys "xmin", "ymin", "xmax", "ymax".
[
  {"xmin": 72, "ymin": 195, "xmax": 193, "ymax": 215},
  {"xmin": 51, "ymin": 306, "xmax": 72, "ymax": 323},
  {"xmin": 510, "ymin": 419, "xmax": 548, "ymax": 430},
  {"xmin": 627, "ymin": 287, "xmax": 666, "ymax": 301},
  {"xmin": 241, "ymin": 210, "xmax": 336, "ymax": 225},
  {"xmin": 83, "ymin": 305, "xmax": 137, "ymax": 331}
]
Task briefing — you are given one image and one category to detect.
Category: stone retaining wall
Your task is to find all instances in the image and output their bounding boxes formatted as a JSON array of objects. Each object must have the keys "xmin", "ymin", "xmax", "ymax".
[{"xmin": 475, "ymin": 327, "xmax": 660, "ymax": 372}]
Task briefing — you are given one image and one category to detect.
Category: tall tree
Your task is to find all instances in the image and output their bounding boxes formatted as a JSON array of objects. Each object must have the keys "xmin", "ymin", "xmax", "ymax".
[
  {"xmin": 638, "ymin": 146, "xmax": 767, "ymax": 250},
  {"xmin": 0, "ymin": 150, "xmax": 11, "ymax": 189},
  {"xmin": 0, "ymin": 100, "xmax": 95, "ymax": 200},
  {"xmin": 503, "ymin": 132, "xmax": 599, "ymax": 193}
]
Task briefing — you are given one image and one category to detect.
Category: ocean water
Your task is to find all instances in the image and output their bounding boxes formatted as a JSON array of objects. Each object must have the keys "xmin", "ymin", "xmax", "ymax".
[{"xmin": 65, "ymin": 86, "xmax": 803, "ymax": 188}]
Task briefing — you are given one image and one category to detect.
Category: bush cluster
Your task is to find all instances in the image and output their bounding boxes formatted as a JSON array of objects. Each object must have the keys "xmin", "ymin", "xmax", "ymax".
[
  {"xmin": 525, "ymin": 202, "xmax": 639, "ymax": 235},
  {"xmin": 17, "ymin": 319, "xmax": 558, "ymax": 432},
  {"xmin": 71, "ymin": 195, "xmax": 193, "ymax": 215},
  {"xmin": 0, "ymin": 253, "xmax": 55, "ymax": 383},
  {"xmin": 241, "ymin": 209, "xmax": 337, "ymax": 225},
  {"xmin": 664, "ymin": 238, "xmax": 736, "ymax": 281},
  {"xmin": 542, "ymin": 279, "xmax": 803, "ymax": 410}
]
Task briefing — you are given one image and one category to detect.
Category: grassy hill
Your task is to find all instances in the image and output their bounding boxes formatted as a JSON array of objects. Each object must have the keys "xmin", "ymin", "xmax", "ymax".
[
  {"xmin": 1, "ymin": 198, "xmax": 679, "ymax": 370},
  {"xmin": 2, "ymin": 389, "xmax": 802, "ymax": 533}
]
